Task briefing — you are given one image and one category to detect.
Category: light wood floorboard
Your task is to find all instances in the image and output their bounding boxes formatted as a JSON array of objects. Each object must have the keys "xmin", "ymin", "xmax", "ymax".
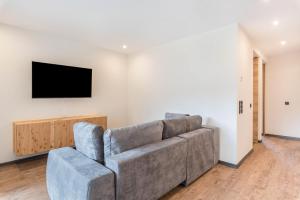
[{"xmin": 1, "ymin": 136, "xmax": 300, "ymax": 200}]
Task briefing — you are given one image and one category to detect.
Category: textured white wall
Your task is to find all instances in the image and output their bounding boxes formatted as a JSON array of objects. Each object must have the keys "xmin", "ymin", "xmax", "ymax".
[
  {"xmin": 237, "ymin": 28, "xmax": 253, "ymax": 162},
  {"xmin": 266, "ymin": 51, "xmax": 300, "ymax": 138},
  {"xmin": 0, "ymin": 23, "xmax": 256, "ymax": 165},
  {"xmin": 0, "ymin": 24, "xmax": 128, "ymax": 164},
  {"xmin": 128, "ymin": 25, "xmax": 241, "ymax": 164}
]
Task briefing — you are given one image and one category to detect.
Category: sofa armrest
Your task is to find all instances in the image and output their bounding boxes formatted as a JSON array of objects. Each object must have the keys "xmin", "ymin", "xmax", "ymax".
[
  {"xmin": 202, "ymin": 125, "xmax": 220, "ymax": 165},
  {"xmin": 46, "ymin": 147, "xmax": 115, "ymax": 200},
  {"xmin": 105, "ymin": 137, "xmax": 187, "ymax": 200}
]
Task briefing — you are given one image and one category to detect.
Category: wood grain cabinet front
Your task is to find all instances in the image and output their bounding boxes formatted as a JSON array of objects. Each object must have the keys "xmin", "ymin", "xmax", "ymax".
[{"xmin": 13, "ymin": 115, "xmax": 107, "ymax": 156}]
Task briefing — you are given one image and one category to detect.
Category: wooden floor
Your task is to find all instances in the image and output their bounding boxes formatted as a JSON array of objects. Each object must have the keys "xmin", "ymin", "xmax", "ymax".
[{"xmin": 1, "ymin": 136, "xmax": 300, "ymax": 200}]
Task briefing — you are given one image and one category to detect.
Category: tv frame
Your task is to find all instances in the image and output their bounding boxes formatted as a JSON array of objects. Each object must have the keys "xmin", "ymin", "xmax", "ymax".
[{"xmin": 32, "ymin": 61, "xmax": 92, "ymax": 99}]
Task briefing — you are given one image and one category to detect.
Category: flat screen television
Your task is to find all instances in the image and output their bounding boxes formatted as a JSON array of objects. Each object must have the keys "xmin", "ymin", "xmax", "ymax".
[{"xmin": 32, "ymin": 61, "xmax": 92, "ymax": 98}]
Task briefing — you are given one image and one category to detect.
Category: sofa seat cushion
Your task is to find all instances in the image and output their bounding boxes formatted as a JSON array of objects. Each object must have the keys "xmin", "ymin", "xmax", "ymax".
[
  {"xmin": 104, "ymin": 120, "xmax": 164, "ymax": 160},
  {"xmin": 74, "ymin": 122, "xmax": 105, "ymax": 163},
  {"xmin": 179, "ymin": 128, "xmax": 214, "ymax": 185}
]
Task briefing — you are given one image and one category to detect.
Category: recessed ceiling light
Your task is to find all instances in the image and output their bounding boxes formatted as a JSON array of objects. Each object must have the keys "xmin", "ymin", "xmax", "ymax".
[
  {"xmin": 272, "ymin": 20, "xmax": 279, "ymax": 26},
  {"xmin": 280, "ymin": 41, "xmax": 287, "ymax": 46},
  {"xmin": 122, "ymin": 45, "xmax": 127, "ymax": 49},
  {"xmin": 262, "ymin": 0, "xmax": 271, "ymax": 3}
]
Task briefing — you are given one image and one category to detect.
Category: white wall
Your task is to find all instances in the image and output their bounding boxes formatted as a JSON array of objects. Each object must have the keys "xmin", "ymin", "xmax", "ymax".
[
  {"xmin": 0, "ymin": 23, "xmax": 255, "ymax": 165},
  {"xmin": 0, "ymin": 24, "xmax": 128, "ymax": 164},
  {"xmin": 266, "ymin": 51, "xmax": 300, "ymax": 138},
  {"xmin": 237, "ymin": 28, "xmax": 253, "ymax": 162},
  {"xmin": 128, "ymin": 24, "xmax": 244, "ymax": 164}
]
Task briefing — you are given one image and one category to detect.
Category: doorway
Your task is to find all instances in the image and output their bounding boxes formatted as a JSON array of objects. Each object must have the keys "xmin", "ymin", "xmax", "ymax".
[
  {"xmin": 253, "ymin": 56, "xmax": 266, "ymax": 143},
  {"xmin": 262, "ymin": 63, "xmax": 266, "ymax": 136}
]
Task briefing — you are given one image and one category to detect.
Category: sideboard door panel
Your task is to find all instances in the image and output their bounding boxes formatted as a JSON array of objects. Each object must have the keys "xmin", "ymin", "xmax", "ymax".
[
  {"xmin": 14, "ymin": 121, "xmax": 52, "ymax": 156},
  {"xmin": 13, "ymin": 115, "xmax": 107, "ymax": 156}
]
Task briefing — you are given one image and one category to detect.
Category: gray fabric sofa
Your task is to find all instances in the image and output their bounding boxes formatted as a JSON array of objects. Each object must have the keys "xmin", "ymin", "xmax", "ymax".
[
  {"xmin": 47, "ymin": 147, "xmax": 115, "ymax": 200},
  {"xmin": 46, "ymin": 114, "xmax": 219, "ymax": 200}
]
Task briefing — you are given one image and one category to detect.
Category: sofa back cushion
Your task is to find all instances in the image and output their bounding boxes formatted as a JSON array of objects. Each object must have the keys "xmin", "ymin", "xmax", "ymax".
[
  {"xmin": 73, "ymin": 122, "xmax": 105, "ymax": 163},
  {"xmin": 186, "ymin": 115, "xmax": 202, "ymax": 132},
  {"xmin": 103, "ymin": 121, "xmax": 164, "ymax": 160},
  {"xmin": 165, "ymin": 112, "xmax": 190, "ymax": 119},
  {"xmin": 162, "ymin": 118, "xmax": 187, "ymax": 139}
]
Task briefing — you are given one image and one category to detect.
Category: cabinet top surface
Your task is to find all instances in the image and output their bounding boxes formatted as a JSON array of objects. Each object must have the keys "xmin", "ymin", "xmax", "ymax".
[{"xmin": 14, "ymin": 115, "xmax": 107, "ymax": 125}]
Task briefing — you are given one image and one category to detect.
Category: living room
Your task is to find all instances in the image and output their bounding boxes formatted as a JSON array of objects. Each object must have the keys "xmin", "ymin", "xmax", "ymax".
[{"xmin": 1, "ymin": 0, "xmax": 300, "ymax": 199}]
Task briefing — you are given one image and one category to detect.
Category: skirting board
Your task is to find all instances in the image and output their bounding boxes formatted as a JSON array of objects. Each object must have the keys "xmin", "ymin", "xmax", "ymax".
[
  {"xmin": 0, "ymin": 153, "xmax": 48, "ymax": 167},
  {"xmin": 264, "ymin": 134, "xmax": 300, "ymax": 141},
  {"xmin": 219, "ymin": 149, "xmax": 254, "ymax": 169},
  {"xmin": 0, "ymin": 146, "xmax": 75, "ymax": 166}
]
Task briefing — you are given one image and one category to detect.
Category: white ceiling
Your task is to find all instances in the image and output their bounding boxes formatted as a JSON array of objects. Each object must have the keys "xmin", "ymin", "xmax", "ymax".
[{"xmin": 0, "ymin": 0, "xmax": 299, "ymax": 57}]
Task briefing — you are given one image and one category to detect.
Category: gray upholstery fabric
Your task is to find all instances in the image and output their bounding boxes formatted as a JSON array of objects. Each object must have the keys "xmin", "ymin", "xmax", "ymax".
[
  {"xmin": 103, "ymin": 120, "xmax": 164, "ymax": 160},
  {"xmin": 165, "ymin": 112, "xmax": 190, "ymax": 119},
  {"xmin": 186, "ymin": 115, "xmax": 202, "ymax": 132},
  {"xmin": 74, "ymin": 122, "xmax": 105, "ymax": 163},
  {"xmin": 105, "ymin": 137, "xmax": 187, "ymax": 200},
  {"xmin": 46, "ymin": 147, "xmax": 115, "ymax": 200},
  {"xmin": 202, "ymin": 125, "xmax": 220, "ymax": 165},
  {"xmin": 162, "ymin": 118, "xmax": 187, "ymax": 139},
  {"xmin": 47, "ymin": 118, "xmax": 219, "ymax": 199},
  {"xmin": 162, "ymin": 115, "xmax": 202, "ymax": 139},
  {"xmin": 179, "ymin": 128, "xmax": 214, "ymax": 186}
]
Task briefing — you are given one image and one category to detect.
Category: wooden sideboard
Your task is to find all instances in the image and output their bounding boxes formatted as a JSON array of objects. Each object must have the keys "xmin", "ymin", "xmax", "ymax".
[{"xmin": 13, "ymin": 115, "xmax": 107, "ymax": 156}]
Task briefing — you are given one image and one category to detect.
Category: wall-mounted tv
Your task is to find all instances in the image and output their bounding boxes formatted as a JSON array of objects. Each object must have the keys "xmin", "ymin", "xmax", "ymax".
[{"xmin": 32, "ymin": 61, "xmax": 92, "ymax": 98}]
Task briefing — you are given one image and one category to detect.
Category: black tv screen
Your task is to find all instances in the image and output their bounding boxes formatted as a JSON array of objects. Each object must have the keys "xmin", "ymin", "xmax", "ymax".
[{"xmin": 32, "ymin": 62, "xmax": 92, "ymax": 98}]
